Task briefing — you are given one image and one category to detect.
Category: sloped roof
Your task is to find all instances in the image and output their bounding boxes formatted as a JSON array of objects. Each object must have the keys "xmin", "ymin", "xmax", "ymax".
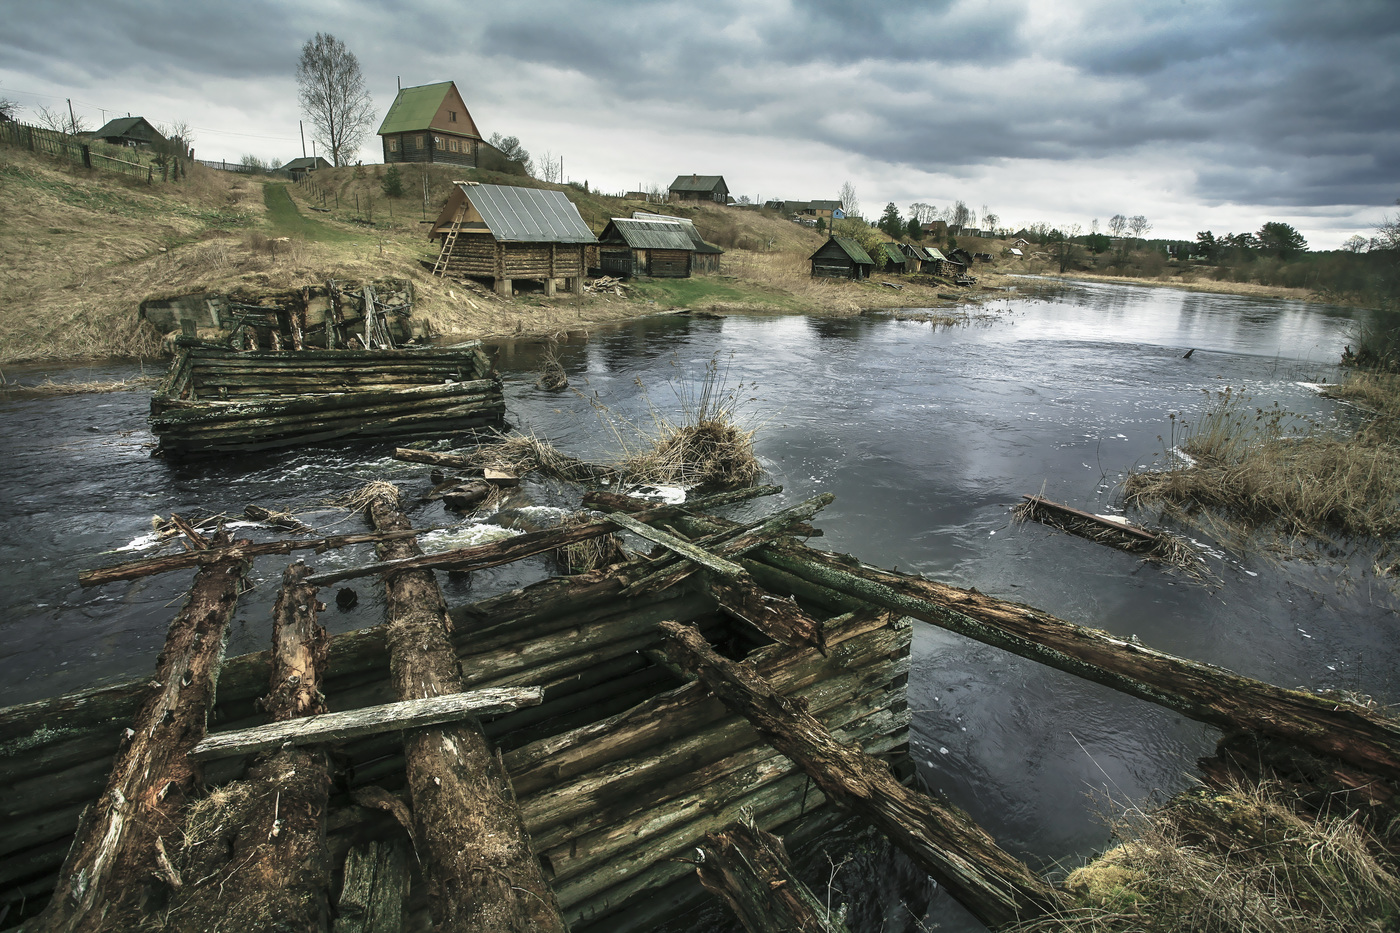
[
  {"xmin": 460, "ymin": 183, "xmax": 597, "ymax": 244},
  {"xmin": 880, "ymin": 243, "xmax": 907, "ymax": 264},
  {"xmin": 811, "ymin": 236, "xmax": 874, "ymax": 265},
  {"xmin": 280, "ymin": 156, "xmax": 331, "ymax": 171},
  {"xmin": 924, "ymin": 248, "xmax": 948, "ymax": 261},
  {"xmin": 602, "ymin": 219, "xmax": 696, "ymax": 251},
  {"xmin": 378, "ymin": 82, "xmax": 456, "ymax": 135},
  {"xmin": 91, "ymin": 116, "xmax": 163, "ymax": 142},
  {"xmin": 668, "ymin": 174, "xmax": 727, "ymax": 193},
  {"xmin": 809, "ymin": 199, "xmax": 843, "ymax": 211},
  {"xmin": 900, "ymin": 243, "xmax": 933, "ymax": 262},
  {"xmin": 631, "ymin": 211, "xmax": 725, "ymax": 254}
]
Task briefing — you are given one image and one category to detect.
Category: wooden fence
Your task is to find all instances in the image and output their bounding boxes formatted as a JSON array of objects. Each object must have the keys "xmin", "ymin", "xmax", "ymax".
[{"xmin": 0, "ymin": 119, "xmax": 153, "ymax": 181}]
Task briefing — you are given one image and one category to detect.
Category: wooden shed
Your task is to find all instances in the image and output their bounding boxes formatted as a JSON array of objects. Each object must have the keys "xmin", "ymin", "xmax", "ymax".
[
  {"xmin": 88, "ymin": 116, "xmax": 165, "ymax": 149},
  {"xmin": 899, "ymin": 243, "xmax": 934, "ymax": 272},
  {"xmin": 668, "ymin": 175, "xmax": 729, "ymax": 204},
  {"xmin": 631, "ymin": 211, "xmax": 724, "ymax": 273},
  {"xmin": 599, "ymin": 219, "xmax": 695, "ymax": 278},
  {"xmin": 430, "ymin": 183, "xmax": 598, "ymax": 296},
  {"xmin": 279, "ymin": 156, "xmax": 331, "ymax": 181},
  {"xmin": 809, "ymin": 236, "xmax": 874, "ymax": 280},
  {"xmin": 378, "ymin": 81, "xmax": 483, "ymax": 167},
  {"xmin": 878, "ymin": 243, "xmax": 908, "ymax": 274}
]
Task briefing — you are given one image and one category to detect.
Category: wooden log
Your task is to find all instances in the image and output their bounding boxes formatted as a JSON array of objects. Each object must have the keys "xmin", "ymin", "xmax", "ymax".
[
  {"xmin": 80, "ymin": 528, "xmax": 431, "ymax": 587},
  {"xmin": 705, "ymin": 576, "xmax": 825, "ymax": 652},
  {"xmin": 334, "ymin": 839, "xmax": 410, "ymax": 933},
  {"xmin": 605, "ymin": 511, "xmax": 748, "ymax": 578},
  {"xmin": 696, "ymin": 818, "xmax": 852, "ymax": 933},
  {"xmin": 191, "ymin": 687, "xmax": 544, "ymax": 762},
  {"xmin": 758, "ymin": 543, "xmax": 1400, "ymax": 779},
  {"xmin": 35, "ymin": 538, "xmax": 250, "ymax": 933},
  {"xmin": 658, "ymin": 620, "xmax": 1064, "ymax": 930},
  {"xmin": 165, "ymin": 561, "xmax": 333, "ymax": 933},
  {"xmin": 367, "ymin": 486, "xmax": 567, "ymax": 933},
  {"xmin": 152, "ymin": 379, "xmax": 499, "ymax": 425}
]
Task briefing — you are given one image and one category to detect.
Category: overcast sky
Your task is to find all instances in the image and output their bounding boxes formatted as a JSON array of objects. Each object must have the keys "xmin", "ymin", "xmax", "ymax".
[{"xmin": 3, "ymin": 0, "xmax": 1397, "ymax": 246}]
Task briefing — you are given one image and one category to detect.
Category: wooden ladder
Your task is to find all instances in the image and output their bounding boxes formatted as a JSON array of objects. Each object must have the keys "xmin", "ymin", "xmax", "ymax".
[{"xmin": 432, "ymin": 206, "xmax": 466, "ymax": 277}]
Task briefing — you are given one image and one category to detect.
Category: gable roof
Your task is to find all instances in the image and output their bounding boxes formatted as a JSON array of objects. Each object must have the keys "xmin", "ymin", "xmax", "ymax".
[
  {"xmin": 631, "ymin": 212, "xmax": 725, "ymax": 254},
  {"xmin": 456, "ymin": 183, "xmax": 597, "ymax": 243},
  {"xmin": 668, "ymin": 174, "xmax": 727, "ymax": 193},
  {"xmin": 809, "ymin": 199, "xmax": 843, "ymax": 212},
  {"xmin": 811, "ymin": 236, "xmax": 874, "ymax": 265},
  {"xmin": 378, "ymin": 81, "xmax": 478, "ymax": 136},
  {"xmin": 280, "ymin": 156, "xmax": 331, "ymax": 171},
  {"xmin": 602, "ymin": 219, "xmax": 696, "ymax": 251},
  {"xmin": 900, "ymin": 243, "xmax": 933, "ymax": 262},
  {"xmin": 924, "ymin": 247, "xmax": 948, "ymax": 261},
  {"xmin": 879, "ymin": 243, "xmax": 907, "ymax": 265},
  {"xmin": 91, "ymin": 116, "xmax": 164, "ymax": 142}
]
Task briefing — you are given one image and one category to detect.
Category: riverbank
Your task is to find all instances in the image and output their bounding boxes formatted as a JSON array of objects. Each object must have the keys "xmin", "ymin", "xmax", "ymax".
[{"xmin": 1027, "ymin": 269, "xmax": 1320, "ymax": 304}]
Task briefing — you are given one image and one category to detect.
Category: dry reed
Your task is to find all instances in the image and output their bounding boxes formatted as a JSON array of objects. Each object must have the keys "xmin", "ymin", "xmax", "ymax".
[{"xmin": 329, "ymin": 481, "xmax": 402, "ymax": 513}]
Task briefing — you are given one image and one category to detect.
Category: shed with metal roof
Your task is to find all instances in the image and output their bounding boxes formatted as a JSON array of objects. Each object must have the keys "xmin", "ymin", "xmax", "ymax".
[
  {"xmin": 629, "ymin": 212, "xmax": 725, "ymax": 273},
  {"xmin": 429, "ymin": 182, "xmax": 599, "ymax": 296},
  {"xmin": 809, "ymin": 236, "xmax": 874, "ymax": 280},
  {"xmin": 878, "ymin": 243, "xmax": 909, "ymax": 273},
  {"xmin": 598, "ymin": 219, "xmax": 695, "ymax": 278},
  {"xmin": 378, "ymin": 81, "xmax": 484, "ymax": 167},
  {"xmin": 667, "ymin": 174, "xmax": 729, "ymax": 204}
]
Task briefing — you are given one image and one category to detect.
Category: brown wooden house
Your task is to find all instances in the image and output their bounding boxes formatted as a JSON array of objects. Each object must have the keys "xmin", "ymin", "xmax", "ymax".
[
  {"xmin": 599, "ymin": 219, "xmax": 695, "ymax": 278},
  {"xmin": 631, "ymin": 211, "xmax": 724, "ymax": 273},
  {"xmin": 88, "ymin": 116, "xmax": 165, "ymax": 149},
  {"xmin": 378, "ymin": 81, "xmax": 483, "ymax": 166},
  {"xmin": 667, "ymin": 174, "xmax": 729, "ymax": 203},
  {"xmin": 430, "ymin": 182, "xmax": 598, "ymax": 296},
  {"xmin": 810, "ymin": 236, "xmax": 874, "ymax": 279}
]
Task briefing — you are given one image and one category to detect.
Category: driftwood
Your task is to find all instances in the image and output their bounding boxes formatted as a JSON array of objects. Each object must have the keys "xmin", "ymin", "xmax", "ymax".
[
  {"xmin": 659, "ymin": 620, "xmax": 1063, "ymax": 930},
  {"xmin": 36, "ymin": 536, "xmax": 250, "ymax": 933},
  {"xmin": 166, "ymin": 561, "xmax": 333, "ymax": 932},
  {"xmin": 705, "ymin": 576, "xmax": 825, "ymax": 652},
  {"xmin": 367, "ymin": 487, "xmax": 567, "ymax": 933},
  {"xmin": 758, "ymin": 543, "xmax": 1400, "ymax": 780},
  {"xmin": 191, "ymin": 687, "xmax": 544, "ymax": 762},
  {"xmin": 696, "ymin": 818, "xmax": 851, "ymax": 933}
]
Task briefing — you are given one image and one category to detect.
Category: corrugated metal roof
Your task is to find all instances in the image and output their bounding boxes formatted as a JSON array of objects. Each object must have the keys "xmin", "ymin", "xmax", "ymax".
[
  {"xmin": 378, "ymin": 82, "xmax": 453, "ymax": 135},
  {"xmin": 668, "ymin": 174, "xmax": 727, "ymax": 193},
  {"xmin": 630, "ymin": 212, "xmax": 725, "ymax": 254},
  {"xmin": 900, "ymin": 244, "xmax": 933, "ymax": 262},
  {"xmin": 924, "ymin": 248, "xmax": 948, "ymax": 261},
  {"xmin": 462, "ymin": 183, "xmax": 598, "ymax": 244},
  {"xmin": 602, "ymin": 219, "xmax": 696, "ymax": 251},
  {"xmin": 824, "ymin": 237, "xmax": 874, "ymax": 265},
  {"xmin": 280, "ymin": 156, "xmax": 331, "ymax": 171}
]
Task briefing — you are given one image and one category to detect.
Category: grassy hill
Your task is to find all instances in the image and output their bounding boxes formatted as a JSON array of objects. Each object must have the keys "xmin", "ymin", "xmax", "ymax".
[{"xmin": 0, "ymin": 144, "xmax": 1011, "ymax": 365}]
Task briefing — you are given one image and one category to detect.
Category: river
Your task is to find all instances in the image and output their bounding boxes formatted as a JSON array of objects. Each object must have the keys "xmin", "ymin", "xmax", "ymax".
[{"xmin": 1, "ymin": 278, "xmax": 1394, "ymax": 930}]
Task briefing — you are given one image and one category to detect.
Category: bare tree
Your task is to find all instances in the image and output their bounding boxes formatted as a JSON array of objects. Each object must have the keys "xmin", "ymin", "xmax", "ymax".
[
  {"xmin": 296, "ymin": 33, "xmax": 374, "ymax": 167},
  {"xmin": 1128, "ymin": 215, "xmax": 1152, "ymax": 241},
  {"xmin": 1342, "ymin": 234, "xmax": 1369, "ymax": 253},
  {"xmin": 982, "ymin": 207, "xmax": 1000, "ymax": 233},
  {"xmin": 838, "ymin": 181, "xmax": 860, "ymax": 220},
  {"xmin": 1090, "ymin": 217, "xmax": 1100, "ymax": 234},
  {"xmin": 909, "ymin": 202, "xmax": 936, "ymax": 224},
  {"xmin": 35, "ymin": 104, "xmax": 86, "ymax": 136},
  {"xmin": 1107, "ymin": 214, "xmax": 1129, "ymax": 238},
  {"xmin": 536, "ymin": 149, "xmax": 562, "ymax": 183},
  {"xmin": 0, "ymin": 97, "xmax": 18, "ymax": 122},
  {"xmin": 489, "ymin": 133, "xmax": 534, "ymax": 175},
  {"xmin": 951, "ymin": 200, "xmax": 971, "ymax": 229}
]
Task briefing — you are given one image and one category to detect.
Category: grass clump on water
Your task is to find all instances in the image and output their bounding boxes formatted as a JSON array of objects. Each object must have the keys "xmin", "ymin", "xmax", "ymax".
[{"xmin": 1010, "ymin": 782, "xmax": 1400, "ymax": 933}]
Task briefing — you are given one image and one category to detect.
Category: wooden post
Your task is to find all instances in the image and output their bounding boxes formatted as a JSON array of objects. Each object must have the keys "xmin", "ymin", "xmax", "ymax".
[
  {"xmin": 696, "ymin": 819, "xmax": 851, "ymax": 933},
  {"xmin": 659, "ymin": 620, "xmax": 1064, "ymax": 930},
  {"xmin": 36, "ymin": 537, "xmax": 250, "ymax": 933},
  {"xmin": 366, "ymin": 486, "xmax": 566, "ymax": 933},
  {"xmin": 165, "ymin": 562, "xmax": 333, "ymax": 933}
]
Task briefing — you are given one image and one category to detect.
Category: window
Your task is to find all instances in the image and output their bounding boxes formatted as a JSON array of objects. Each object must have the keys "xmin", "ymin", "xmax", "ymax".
[
  {"xmin": 387, "ymin": 138, "xmax": 398, "ymax": 152},
  {"xmin": 449, "ymin": 111, "xmax": 457, "ymax": 122},
  {"xmin": 434, "ymin": 136, "xmax": 444, "ymax": 148},
  {"xmin": 415, "ymin": 135, "xmax": 424, "ymax": 148}
]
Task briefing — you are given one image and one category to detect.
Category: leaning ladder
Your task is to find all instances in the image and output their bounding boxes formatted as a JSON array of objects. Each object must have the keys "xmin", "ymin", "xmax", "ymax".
[{"xmin": 432, "ymin": 205, "xmax": 466, "ymax": 277}]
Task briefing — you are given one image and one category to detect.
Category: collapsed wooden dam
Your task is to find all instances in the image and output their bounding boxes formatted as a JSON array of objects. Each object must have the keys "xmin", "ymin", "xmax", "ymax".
[{"xmin": 4, "ymin": 470, "xmax": 1400, "ymax": 931}]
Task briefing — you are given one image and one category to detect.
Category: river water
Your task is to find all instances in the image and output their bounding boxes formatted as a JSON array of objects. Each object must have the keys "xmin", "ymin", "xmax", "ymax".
[{"xmin": 1, "ymin": 279, "xmax": 1394, "ymax": 930}]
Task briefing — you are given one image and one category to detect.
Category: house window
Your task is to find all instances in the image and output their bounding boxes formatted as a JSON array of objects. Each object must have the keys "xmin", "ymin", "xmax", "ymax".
[
  {"xmin": 434, "ymin": 136, "xmax": 444, "ymax": 148},
  {"xmin": 387, "ymin": 138, "xmax": 398, "ymax": 152},
  {"xmin": 449, "ymin": 111, "xmax": 457, "ymax": 122},
  {"xmin": 415, "ymin": 135, "xmax": 424, "ymax": 148}
]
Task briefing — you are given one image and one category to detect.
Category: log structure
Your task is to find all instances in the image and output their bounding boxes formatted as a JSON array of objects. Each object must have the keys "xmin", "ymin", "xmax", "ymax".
[
  {"xmin": 696, "ymin": 819, "xmax": 851, "ymax": 933},
  {"xmin": 149, "ymin": 343, "xmax": 504, "ymax": 454}
]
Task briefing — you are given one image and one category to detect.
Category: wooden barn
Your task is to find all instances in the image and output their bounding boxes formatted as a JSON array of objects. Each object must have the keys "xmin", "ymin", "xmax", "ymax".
[
  {"xmin": 599, "ymin": 219, "xmax": 696, "ymax": 278},
  {"xmin": 899, "ymin": 243, "xmax": 934, "ymax": 272},
  {"xmin": 279, "ymin": 156, "xmax": 331, "ymax": 181},
  {"xmin": 430, "ymin": 182, "xmax": 598, "ymax": 296},
  {"xmin": 378, "ymin": 81, "xmax": 483, "ymax": 167},
  {"xmin": 87, "ymin": 116, "xmax": 165, "ymax": 149},
  {"xmin": 809, "ymin": 236, "xmax": 874, "ymax": 280},
  {"xmin": 668, "ymin": 174, "xmax": 729, "ymax": 204},
  {"xmin": 878, "ymin": 243, "xmax": 909, "ymax": 274},
  {"xmin": 631, "ymin": 211, "xmax": 724, "ymax": 273}
]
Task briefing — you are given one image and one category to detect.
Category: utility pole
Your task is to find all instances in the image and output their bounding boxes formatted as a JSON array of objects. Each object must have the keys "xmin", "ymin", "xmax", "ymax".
[
  {"xmin": 66, "ymin": 98, "xmax": 77, "ymax": 135},
  {"xmin": 300, "ymin": 121, "xmax": 306, "ymax": 158}
]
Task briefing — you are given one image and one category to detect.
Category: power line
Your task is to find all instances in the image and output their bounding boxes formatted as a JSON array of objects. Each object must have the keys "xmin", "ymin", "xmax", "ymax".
[{"xmin": 0, "ymin": 82, "xmax": 299, "ymax": 142}]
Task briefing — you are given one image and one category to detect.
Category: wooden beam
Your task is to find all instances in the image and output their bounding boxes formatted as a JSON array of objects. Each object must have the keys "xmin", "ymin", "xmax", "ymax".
[
  {"xmin": 191, "ymin": 687, "xmax": 544, "ymax": 762},
  {"xmin": 606, "ymin": 511, "xmax": 748, "ymax": 578},
  {"xmin": 696, "ymin": 819, "xmax": 851, "ymax": 933}
]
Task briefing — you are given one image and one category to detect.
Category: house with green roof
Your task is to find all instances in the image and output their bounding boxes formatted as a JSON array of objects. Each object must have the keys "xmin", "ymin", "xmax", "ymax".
[
  {"xmin": 377, "ymin": 81, "xmax": 483, "ymax": 167},
  {"xmin": 809, "ymin": 236, "xmax": 874, "ymax": 280},
  {"xmin": 878, "ymin": 242, "xmax": 909, "ymax": 273},
  {"xmin": 667, "ymin": 174, "xmax": 729, "ymax": 204}
]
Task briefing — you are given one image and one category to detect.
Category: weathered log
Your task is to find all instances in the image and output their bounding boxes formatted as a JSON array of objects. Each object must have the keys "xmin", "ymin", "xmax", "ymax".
[
  {"xmin": 659, "ymin": 620, "xmax": 1064, "ymax": 930},
  {"xmin": 152, "ymin": 379, "xmax": 499, "ymax": 425},
  {"xmin": 305, "ymin": 485, "xmax": 784, "ymax": 587},
  {"xmin": 80, "ymin": 527, "xmax": 430, "ymax": 587},
  {"xmin": 191, "ymin": 687, "xmax": 544, "ymax": 762},
  {"xmin": 367, "ymin": 486, "xmax": 567, "ymax": 933},
  {"xmin": 696, "ymin": 818, "xmax": 852, "ymax": 933},
  {"xmin": 334, "ymin": 839, "xmax": 410, "ymax": 933},
  {"xmin": 605, "ymin": 511, "xmax": 748, "ymax": 578},
  {"xmin": 705, "ymin": 576, "xmax": 825, "ymax": 652},
  {"xmin": 35, "ymin": 537, "xmax": 249, "ymax": 933},
  {"xmin": 441, "ymin": 480, "xmax": 493, "ymax": 511},
  {"xmin": 166, "ymin": 561, "xmax": 333, "ymax": 933},
  {"xmin": 758, "ymin": 543, "xmax": 1400, "ymax": 779}
]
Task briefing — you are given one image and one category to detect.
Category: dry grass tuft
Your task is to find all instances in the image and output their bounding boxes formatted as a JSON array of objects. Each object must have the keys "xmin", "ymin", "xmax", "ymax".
[
  {"xmin": 455, "ymin": 432, "xmax": 617, "ymax": 484},
  {"xmin": 0, "ymin": 374, "xmax": 158, "ymax": 397},
  {"xmin": 1012, "ymin": 781, "xmax": 1400, "ymax": 933},
  {"xmin": 536, "ymin": 340, "xmax": 569, "ymax": 391},
  {"xmin": 1124, "ymin": 386, "xmax": 1400, "ymax": 542},
  {"xmin": 329, "ymin": 480, "xmax": 401, "ymax": 513}
]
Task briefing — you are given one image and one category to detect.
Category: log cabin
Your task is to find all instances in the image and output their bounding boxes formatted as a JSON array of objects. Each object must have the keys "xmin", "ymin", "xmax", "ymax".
[
  {"xmin": 631, "ymin": 212, "xmax": 724, "ymax": 273},
  {"xmin": 809, "ymin": 236, "xmax": 874, "ymax": 280},
  {"xmin": 900, "ymin": 242, "xmax": 935, "ymax": 272},
  {"xmin": 279, "ymin": 156, "xmax": 331, "ymax": 181},
  {"xmin": 878, "ymin": 242, "xmax": 909, "ymax": 274},
  {"xmin": 378, "ymin": 81, "xmax": 483, "ymax": 167},
  {"xmin": 87, "ymin": 116, "xmax": 164, "ymax": 149},
  {"xmin": 430, "ymin": 182, "xmax": 598, "ymax": 296},
  {"xmin": 668, "ymin": 174, "xmax": 729, "ymax": 204},
  {"xmin": 599, "ymin": 219, "xmax": 696, "ymax": 278}
]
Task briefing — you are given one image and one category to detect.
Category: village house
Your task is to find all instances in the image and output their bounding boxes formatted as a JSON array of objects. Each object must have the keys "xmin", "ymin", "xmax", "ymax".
[
  {"xmin": 668, "ymin": 174, "xmax": 729, "ymax": 204},
  {"xmin": 810, "ymin": 236, "xmax": 874, "ymax": 279},
  {"xmin": 429, "ymin": 182, "xmax": 597, "ymax": 296},
  {"xmin": 279, "ymin": 156, "xmax": 331, "ymax": 181},
  {"xmin": 631, "ymin": 211, "xmax": 724, "ymax": 273},
  {"xmin": 378, "ymin": 81, "xmax": 484, "ymax": 167},
  {"xmin": 899, "ymin": 242, "xmax": 934, "ymax": 272},
  {"xmin": 878, "ymin": 242, "xmax": 908, "ymax": 273},
  {"xmin": 87, "ymin": 116, "xmax": 165, "ymax": 149},
  {"xmin": 922, "ymin": 220, "xmax": 949, "ymax": 239},
  {"xmin": 599, "ymin": 218, "xmax": 696, "ymax": 278}
]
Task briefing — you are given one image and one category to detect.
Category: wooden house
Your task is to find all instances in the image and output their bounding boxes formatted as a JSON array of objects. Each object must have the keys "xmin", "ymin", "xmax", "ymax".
[
  {"xmin": 279, "ymin": 156, "xmax": 331, "ymax": 181},
  {"xmin": 631, "ymin": 211, "xmax": 724, "ymax": 273},
  {"xmin": 378, "ymin": 81, "xmax": 483, "ymax": 167},
  {"xmin": 599, "ymin": 219, "xmax": 696, "ymax": 278},
  {"xmin": 809, "ymin": 236, "xmax": 874, "ymax": 279},
  {"xmin": 922, "ymin": 220, "xmax": 949, "ymax": 239},
  {"xmin": 807, "ymin": 200, "xmax": 845, "ymax": 221},
  {"xmin": 899, "ymin": 243, "xmax": 934, "ymax": 272},
  {"xmin": 430, "ymin": 182, "xmax": 598, "ymax": 296},
  {"xmin": 878, "ymin": 243, "xmax": 908, "ymax": 273},
  {"xmin": 668, "ymin": 175, "xmax": 729, "ymax": 204},
  {"xmin": 88, "ymin": 116, "xmax": 165, "ymax": 149}
]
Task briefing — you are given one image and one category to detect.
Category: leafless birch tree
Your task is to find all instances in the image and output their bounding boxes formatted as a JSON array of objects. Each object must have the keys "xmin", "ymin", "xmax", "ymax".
[{"xmin": 296, "ymin": 33, "xmax": 374, "ymax": 167}]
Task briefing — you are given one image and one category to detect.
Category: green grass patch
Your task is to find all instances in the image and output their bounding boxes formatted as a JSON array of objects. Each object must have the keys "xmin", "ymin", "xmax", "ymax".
[
  {"xmin": 261, "ymin": 182, "xmax": 361, "ymax": 244},
  {"xmin": 627, "ymin": 276, "xmax": 801, "ymax": 311}
]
